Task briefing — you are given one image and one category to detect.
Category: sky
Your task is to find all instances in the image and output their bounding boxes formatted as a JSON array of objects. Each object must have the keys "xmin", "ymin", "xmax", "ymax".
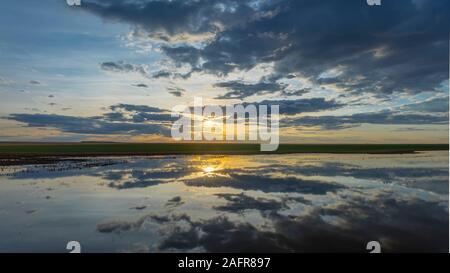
[{"xmin": 0, "ymin": 0, "xmax": 448, "ymax": 143}]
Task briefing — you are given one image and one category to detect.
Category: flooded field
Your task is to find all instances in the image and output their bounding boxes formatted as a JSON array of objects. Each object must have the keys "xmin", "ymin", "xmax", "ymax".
[{"xmin": 0, "ymin": 151, "xmax": 448, "ymax": 253}]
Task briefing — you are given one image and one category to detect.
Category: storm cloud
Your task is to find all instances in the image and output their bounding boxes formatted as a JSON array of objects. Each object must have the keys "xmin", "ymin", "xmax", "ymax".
[
  {"xmin": 85, "ymin": 0, "xmax": 448, "ymax": 97},
  {"xmin": 81, "ymin": 0, "xmax": 261, "ymax": 42}
]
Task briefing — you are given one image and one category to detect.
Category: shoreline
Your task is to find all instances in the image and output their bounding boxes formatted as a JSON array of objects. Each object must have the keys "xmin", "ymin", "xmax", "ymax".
[{"xmin": 0, "ymin": 143, "xmax": 448, "ymax": 166}]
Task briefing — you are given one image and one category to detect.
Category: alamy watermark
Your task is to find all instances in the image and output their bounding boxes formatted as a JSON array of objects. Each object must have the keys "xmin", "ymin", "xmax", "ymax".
[
  {"xmin": 171, "ymin": 97, "xmax": 279, "ymax": 151},
  {"xmin": 367, "ymin": 0, "xmax": 381, "ymax": 6},
  {"xmin": 66, "ymin": 0, "xmax": 81, "ymax": 6}
]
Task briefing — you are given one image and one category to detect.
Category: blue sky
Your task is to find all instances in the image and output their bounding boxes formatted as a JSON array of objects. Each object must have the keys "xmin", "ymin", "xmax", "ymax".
[{"xmin": 0, "ymin": 0, "xmax": 448, "ymax": 143}]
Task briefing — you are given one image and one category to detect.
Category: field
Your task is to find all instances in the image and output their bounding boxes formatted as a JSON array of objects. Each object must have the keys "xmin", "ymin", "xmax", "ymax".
[{"xmin": 0, "ymin": 143, "xmax": 448, "ymax": 158}]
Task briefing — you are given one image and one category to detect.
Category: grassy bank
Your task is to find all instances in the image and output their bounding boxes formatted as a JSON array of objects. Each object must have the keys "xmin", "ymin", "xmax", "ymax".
[{"xmin": 0, "ymin": 143, "xmax": 448, "ymax": 158}]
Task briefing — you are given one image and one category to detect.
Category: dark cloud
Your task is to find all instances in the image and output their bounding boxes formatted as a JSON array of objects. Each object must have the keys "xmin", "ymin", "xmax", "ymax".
[
  {"xmin": 130, "ymin": 205, "xmax": 147, "ymax": 210},
  {"xmin": 81, "ymin": 0, "xmax": 260, "ymax": 42},
  {"xmin": 7, "ymin": 108, "xmax": 171, "ymax": 136},
  {"xmin": 29, "ymin": 80, "xmax": 40, "ymax": 85},
  {"xmin": 157, "ymin": 215, "xmax": 281, "ymax": 252},
  {"xmin": 158, "ymin": 0, "xmax": 448, "ymax": 97},
  {"xmin": 165, "ymin": 196, "xmax": 184, "ymax": 207},
  {"xmin": 107, "ymin": 177, "xmax": 166, "ymax": 189},
  {"xmin": 285, "ymin": 110, "xmax": 449, "ymax": 130},
  {"xmin": 253, "ymin": 98, "xmax": 343, "ymax": 115},
  {"xmin": 214, "ymin": 193, "xmax": 286, "ymax": 213},
  {"xmin": 110, "ymin": 103, "xmax": 166, "ymax": 113},
  {"xmin": 151, "ymin": 69, "xmax": 198, "ymax": 80},
  {"xmin": 184, "ymin": 173, "xmax": 344, "ymax": 194},
  {"xmin": 167, "ymin": 86, "xmax": 186, "ymax": 97},
  {"xmin": 105, "ymin": 104, "xmax": 176, "ymax": 123},
  {"xmin": 81, "ymin": 0, "xmax": 448, "ymax": 108},
  {"xmin": 162, "ymin": 45, "xmax": 202, "ymax": 66},
  {"xmin": 253, "ymin": 162, "xmax": 449, "ymax": 195},
  {"xmin": 103, "ymin": 161, "xmax": 194, "ymax": 190},
  {"xmin": 132, "ymin": 83, "xmax": 148, "ymax": 88},
  {"xmin": 7, "ymin": 113, "xmax": 171, "ymax": 135},
  {"xmin": 66, "ymin": 191, "xmax": 450, "ymax": 252},
  {"xmin": 96, "ymin": 213, "xmax": 191, "ymax": 234},
  {"xmin": 97, "ymin": 216, "xmax": 149, "ymax": 233},
  {"xmin": 100, "ymin": 61, "xmax": 148, "ymax": 77},
  {"xmin": 152, "ymin": 70, "xmax": 172, "ymax": 79},
  {"xmin": 187, "ymin": 98, "xmax": 343, "ymax": 116},
  {"xmin": 280, "ymin": 88, "xmax": 311, "ymax": 97},
  {"xmin": 215, "ymin": 80, "xmax": 308, "ymax": 99},
  {"xmin": 151, "ymin": 193, "xmax": 448, "ymax": 252}
]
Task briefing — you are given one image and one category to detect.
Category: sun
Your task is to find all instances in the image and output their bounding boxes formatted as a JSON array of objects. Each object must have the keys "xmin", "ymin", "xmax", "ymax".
[
  {"xmin": 203, "ymin": 119, "xmax": 215, "ymax": 128},
  {"xmin": 203, "ymin": 166, "xmax": 216, "ymax": 173}
]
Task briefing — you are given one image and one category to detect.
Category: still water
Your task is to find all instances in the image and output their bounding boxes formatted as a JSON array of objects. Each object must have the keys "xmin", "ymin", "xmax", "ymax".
[{"xmin": 0, "ymin": 151, "xmax": 448, "ymax": 252}]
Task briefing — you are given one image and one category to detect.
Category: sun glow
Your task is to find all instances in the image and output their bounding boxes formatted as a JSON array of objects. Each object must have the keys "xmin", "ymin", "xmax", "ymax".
[
  {"xmin": 203, "ymin": 166, "xmax": 216, "ymax": 173},
  {"xmin": 203, "ymin": 119, "xmax": 216, "ymax": 128}
]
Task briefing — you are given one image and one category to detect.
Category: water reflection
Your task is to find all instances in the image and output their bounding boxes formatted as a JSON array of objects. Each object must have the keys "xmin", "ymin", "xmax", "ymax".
[{"xmin": 0, "ymin": 152, "xmax": 448, "ymax": 252}]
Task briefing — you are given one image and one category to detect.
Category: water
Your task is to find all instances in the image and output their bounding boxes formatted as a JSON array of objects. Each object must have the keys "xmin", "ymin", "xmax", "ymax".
[{"xmin": 0, "ymin": 151, "xmax": 448, "ymax": 252}]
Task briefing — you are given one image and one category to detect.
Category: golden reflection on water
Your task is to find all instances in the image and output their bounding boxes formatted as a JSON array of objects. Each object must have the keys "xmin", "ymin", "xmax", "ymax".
[{"xmin": 0, "ymin": 151, "xmax": 447, "ymax": 252}]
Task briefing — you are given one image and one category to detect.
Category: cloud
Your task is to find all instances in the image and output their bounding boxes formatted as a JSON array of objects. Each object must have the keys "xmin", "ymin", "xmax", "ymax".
[
  {"xmin": 132, "ymin": 83, "xmax": 148, "ymax": 88},
  {"xmin": 157, "ymin": 215, "xmax": 279, "ymax": 251},
  {"xmin": 29, "ymin": 80, "xmax": 40, "ymax": 85},
  {"xmin": 215, "ymin": 80, "xmax": 308, "ymax": 99},
  {"xmin": 97, "ymin": 215, "xmax": 152, "ymax": 233},
  {"xmin": 81, "ymin": 0, "xmax": 448, "ymax": 111},
  {"xmin": 165, "ymin": 196, "xmax": 184, "ymax": 207},
  {"xmin": 81, "ymin": 0, "xmax": 261, "ymax": 42},
  {"xmin": 6, "ymin": 103, "xmax": 176, "ymax": 137},
  {"xmin": 184, "ymin": 173, "xmax": 344, "ymax": 194},
  {"xmin": 106, "ymin": 104, "xmax": 176, "ymax": 123},
  {"xmin": 401, "ymin": 97, "xmax": 449, "ymax": 113},
  {"xmin": 253, "ymin": 98, "xmax": 343, "ymax": 115},
  {"xmin": 167, "ymin": 86, "xmax": 186, "ymax": 97},
  {"xmin": 100, "ymin": 61, "xmax": 149, "ymax": 78},
  {"xmin": 7, "ymin": 113, "xmax": 171, "ymax": 136},
  {"xmin": 157, "ymin": 0, "xmax": 448, "ymax": 97},
  {"xmin": 110, "ymin": 104, "xmax": 166, "ymax": 113},
  {"xmin": 9, "ymin": 155, "xmax": 447, "ymax": 195},
  {"xmin": 94, "ymin": 193, "xmax": 448, "ymax": 252},
  {"xmin": 187, "ymin": 98, "xmax": 343, "ymax": 116},
  {"xmin": 150, "ymin": 193, "xmax": 448, "ymax": 252},
  {"xmin": 285, "ymin": 110, "xmax": 448, "ymax": 130},
  {"xmin": 104, "ymin": 103, "xmax": 178, "ymax": 125},
  {"xmin": 152, "ymin": 70, "xmax": 172, "ymax": 78},
  {"xmin": 214, "ymin": 193, "xmax": 286, "ymax": 213}
]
